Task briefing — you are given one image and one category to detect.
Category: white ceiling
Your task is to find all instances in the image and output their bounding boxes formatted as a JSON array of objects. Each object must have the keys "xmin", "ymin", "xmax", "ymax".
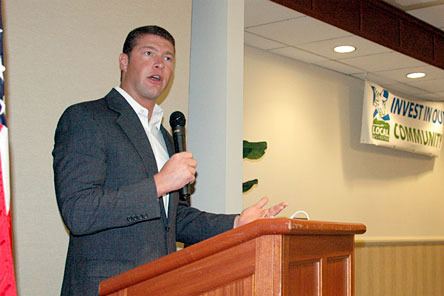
[{"xmin": 244, "ymin": 0, "xmax": 444, "ymax": 101}]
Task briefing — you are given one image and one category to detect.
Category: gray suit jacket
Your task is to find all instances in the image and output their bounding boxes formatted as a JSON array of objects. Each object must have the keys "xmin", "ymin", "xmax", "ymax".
[{"xmin": 53, "ymin": 89, "xmax": 236, "ymax": 295}]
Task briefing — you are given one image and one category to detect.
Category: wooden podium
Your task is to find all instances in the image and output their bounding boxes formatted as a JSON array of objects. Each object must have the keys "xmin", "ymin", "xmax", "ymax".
[{"xmin": 99, "ymin": 218, "xmax": 366, "ymax": 296}]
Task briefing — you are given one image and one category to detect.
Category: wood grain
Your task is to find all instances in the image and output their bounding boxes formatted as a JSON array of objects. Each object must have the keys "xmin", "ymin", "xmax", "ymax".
[{"xmin": 99, "ymin": 219, "xmax": 366, "ymax": 296}]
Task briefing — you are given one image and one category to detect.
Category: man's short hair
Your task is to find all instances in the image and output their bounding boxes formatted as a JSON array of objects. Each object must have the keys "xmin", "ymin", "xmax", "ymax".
[{"xmin": 122, "ymin": 25, "xmax": 175, "ymax": 56}]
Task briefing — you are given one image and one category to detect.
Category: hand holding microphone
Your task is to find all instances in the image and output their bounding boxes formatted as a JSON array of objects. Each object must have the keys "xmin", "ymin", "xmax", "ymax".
[
  {"xmin": 169, "ymin": 111, "xmax": 193, "ymax": 201},
  {"xmin": 154, "ymin": 111, "xmax": 194, "ymax": 200},
  {"xmin": 154, "ymin": 152, "xmax": 196, "ymax": 197}
]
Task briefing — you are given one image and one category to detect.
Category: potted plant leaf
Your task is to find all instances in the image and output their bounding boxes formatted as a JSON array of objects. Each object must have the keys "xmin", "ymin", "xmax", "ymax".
[{"xmin": 243, "ymin": 140, "xmax": 267, "ymax": 193}]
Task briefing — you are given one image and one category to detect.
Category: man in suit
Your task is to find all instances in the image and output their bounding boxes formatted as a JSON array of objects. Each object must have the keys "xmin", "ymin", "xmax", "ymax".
[{"xmin": 53, "ymin": 25, "xmax": 287, "ymax": 295}]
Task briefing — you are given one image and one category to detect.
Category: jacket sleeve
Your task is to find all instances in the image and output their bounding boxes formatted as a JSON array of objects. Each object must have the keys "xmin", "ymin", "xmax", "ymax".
[
  {"xmin": 52, "ymin": 104, "xmax": 161, "ymax": 236},
  {"xmin": 175, "ymin": 200, "xmax": 237, "ymax": 245}
]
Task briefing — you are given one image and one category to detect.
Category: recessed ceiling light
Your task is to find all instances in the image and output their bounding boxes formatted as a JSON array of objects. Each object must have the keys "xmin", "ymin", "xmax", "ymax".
[
  {"xmin": 334, "ymin": 45, "xmax": 356, "ymax": 54},
  {"xmin": 406, "ymin": 72, "xmax": 426, "ymax": 79}
]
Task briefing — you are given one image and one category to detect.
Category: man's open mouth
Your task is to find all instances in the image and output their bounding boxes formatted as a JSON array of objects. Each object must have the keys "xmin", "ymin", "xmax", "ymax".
[{"xmin": 149, "ymin": 75, "xmax": 161, "ymax": 81}]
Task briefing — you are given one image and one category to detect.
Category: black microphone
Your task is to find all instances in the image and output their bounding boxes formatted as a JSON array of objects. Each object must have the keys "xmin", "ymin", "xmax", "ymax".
[{"xmin": 169, "ymin": 111, "xmax": 191, "ymax": 201}]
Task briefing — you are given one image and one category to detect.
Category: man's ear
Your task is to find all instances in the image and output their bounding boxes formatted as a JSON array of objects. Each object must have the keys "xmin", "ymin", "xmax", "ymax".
[{"xmin": 119, "ymin": 53, "xmax": 128, "ymax": 72}]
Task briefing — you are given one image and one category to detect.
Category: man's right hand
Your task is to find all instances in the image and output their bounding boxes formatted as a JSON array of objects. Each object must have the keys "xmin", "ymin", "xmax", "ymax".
[{"xmin": 154, "ymin": 152, "xmax": 196, "ymax": 197}]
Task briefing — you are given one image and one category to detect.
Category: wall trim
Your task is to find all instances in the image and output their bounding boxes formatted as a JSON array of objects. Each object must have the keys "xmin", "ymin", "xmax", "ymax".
[{"xmin": 356, "ymin": 237, "xmax": 444, "ymax": 246}]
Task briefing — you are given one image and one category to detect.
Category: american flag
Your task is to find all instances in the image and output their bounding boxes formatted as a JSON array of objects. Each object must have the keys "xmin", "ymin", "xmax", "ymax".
[{"xmin": 0, "ymin": 1, "xmax": 17, "ymax": 295}]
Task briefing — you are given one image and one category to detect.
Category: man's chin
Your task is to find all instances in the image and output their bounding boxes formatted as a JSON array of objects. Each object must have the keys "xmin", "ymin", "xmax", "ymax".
[{"xmin": 139, "ymin": 87, "xmax": 163, "ymax": 102}]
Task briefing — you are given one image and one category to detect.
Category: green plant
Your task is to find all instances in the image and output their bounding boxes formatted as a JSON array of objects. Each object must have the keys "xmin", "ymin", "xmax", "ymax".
[{"xmin": 242, "ymin": 140, "xmax": 267, "ymax": 193}]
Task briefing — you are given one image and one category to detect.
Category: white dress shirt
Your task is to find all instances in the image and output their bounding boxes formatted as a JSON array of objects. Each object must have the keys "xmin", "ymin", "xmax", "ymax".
[{"xmin": 115, "ymin": 87, "xmax": 170, "ymax": 216}]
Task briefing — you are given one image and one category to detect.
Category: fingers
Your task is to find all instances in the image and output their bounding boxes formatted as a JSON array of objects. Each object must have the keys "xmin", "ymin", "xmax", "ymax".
[
  {"xmin": 170, "ymin": 152, "xmax": 197, "ymax": 182},
  {"xmin": 172, "ymin": 152, "xmax": 197, "ymax": 168},
  {"xmin": 253, "ymin": 198, "xmax": 288, "ymax": 218},
  {"xmin": 154, "ymin": 152, "xmax": 197, "ymax": 196},
  {"xmin": 235, "ymin": 198, "xmax": 287, "ymax": 228},
  {"xmin": 266, "ymin": 202, "xmax": 288, "ymax": 217},
  {"xmin": 255, "ymin": 196, "xmax": 269, "ymax": 209}
]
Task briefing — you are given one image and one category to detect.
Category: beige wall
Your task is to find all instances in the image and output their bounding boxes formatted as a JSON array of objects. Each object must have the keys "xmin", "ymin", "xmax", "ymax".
[
  {"xmin": 244, "ymin": 46, "xmax": 444, "ymax": 238},
  {"xmin": 355, "ymin": 240, "xmax": 444, "ymax": 295},
  {"xmin": 4, "ymin": 1, "xmax": 192, "ymax": 294},
  {"xmin": 244, "ymin": 46, "xmax": 444, "ymax": 294}
]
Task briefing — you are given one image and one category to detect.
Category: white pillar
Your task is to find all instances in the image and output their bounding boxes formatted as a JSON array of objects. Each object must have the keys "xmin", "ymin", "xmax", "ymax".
[{"xmin": 188, "ymin": 0, "xmax": 244, "ymax": 214}]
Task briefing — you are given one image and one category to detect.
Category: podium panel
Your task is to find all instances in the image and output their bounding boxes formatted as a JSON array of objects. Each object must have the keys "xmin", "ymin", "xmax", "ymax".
[
  {"xmin": 100, "ymin": 219, "xmax": 366, "ymax": 296},
  {"xmin": 283, "ymin": 235, "xmax": 354, "ymax": 295}
]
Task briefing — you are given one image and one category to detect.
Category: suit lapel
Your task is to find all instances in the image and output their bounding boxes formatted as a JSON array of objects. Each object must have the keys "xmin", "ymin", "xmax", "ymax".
[{"xmin": 105, "ymin": 89, "xmax": 159, "ymax": 177}]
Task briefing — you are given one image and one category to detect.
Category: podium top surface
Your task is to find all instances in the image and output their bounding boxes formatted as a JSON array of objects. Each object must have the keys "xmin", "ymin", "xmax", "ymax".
[{"xmin": 99, "ymin": 218, "xmax": 365, "ymax": 295}]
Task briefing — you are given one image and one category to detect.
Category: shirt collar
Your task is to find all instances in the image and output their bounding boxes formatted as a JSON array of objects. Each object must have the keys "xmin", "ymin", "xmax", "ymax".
[{"xmin": 114, "ymin": 86, "xmax": 163, "ymax": 130}]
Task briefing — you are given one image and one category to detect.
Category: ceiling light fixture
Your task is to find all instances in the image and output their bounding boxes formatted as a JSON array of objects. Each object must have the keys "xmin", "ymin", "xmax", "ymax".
[
  {"xmin": 334, "ymin": 45, "xmax": 356, "ymax": 54},
  {"xmin": 406, "ymin": 72, "xmax": 426, "ymax": 79}
]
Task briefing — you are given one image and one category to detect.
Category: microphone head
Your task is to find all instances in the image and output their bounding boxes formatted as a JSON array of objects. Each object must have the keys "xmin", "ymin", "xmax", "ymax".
[{"xmin": 169, "ymin": 111, "xmax": 186, "ymax": 128}]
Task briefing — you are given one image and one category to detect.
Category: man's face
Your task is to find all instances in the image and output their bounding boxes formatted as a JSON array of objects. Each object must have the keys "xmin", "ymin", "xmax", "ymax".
[{"xmin": 119, "ymin": 34, "xmax": 175, "ymax": 104}]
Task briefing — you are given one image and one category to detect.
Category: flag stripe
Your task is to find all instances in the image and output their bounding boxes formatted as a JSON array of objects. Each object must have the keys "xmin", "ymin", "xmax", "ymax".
[
  {"xmin": 0, "ymin": 126, "xmax": 9, "ymax": 213},
  {"xmin": 0, "ymin": 1, "xmax": 17, "ymax": 294}
]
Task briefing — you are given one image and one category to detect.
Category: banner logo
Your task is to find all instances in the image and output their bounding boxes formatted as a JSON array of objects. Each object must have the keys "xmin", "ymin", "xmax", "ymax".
[{"xmin": 371, "ymin": 86, "xmax": 390, "ymax": 142}]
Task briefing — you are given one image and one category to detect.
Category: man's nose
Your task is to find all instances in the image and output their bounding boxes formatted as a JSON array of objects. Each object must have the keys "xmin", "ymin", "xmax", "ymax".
[{"xmin": 154, "ymin": 57, "xmax": 165, "ymax": 69}]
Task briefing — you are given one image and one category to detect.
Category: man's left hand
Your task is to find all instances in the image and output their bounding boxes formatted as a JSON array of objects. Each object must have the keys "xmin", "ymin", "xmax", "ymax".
[{"xmin": 234, "ymin": 197, "xmax": 288, "ymax": 228}]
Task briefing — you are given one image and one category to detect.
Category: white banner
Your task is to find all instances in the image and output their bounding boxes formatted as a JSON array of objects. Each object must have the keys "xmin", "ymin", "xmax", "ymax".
[{"xmin": 361, "ymin": 81, "xmax": 444, "ymax": 157}]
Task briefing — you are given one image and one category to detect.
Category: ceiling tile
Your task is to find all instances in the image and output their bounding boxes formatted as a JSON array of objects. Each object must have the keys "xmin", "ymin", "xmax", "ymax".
[
  {"xmin": 340, "ymin": 52, "xmax": 427, "ymax": 72},
  {"xmin": 390, "ymin": 0, "xmax": 438, "ymax": 6},
  {"xmin": 245, "ymin": 0, "xmax": 303, "ymax": 27},
  {"xmin": 312, "ymin": 60, "xmax": 365, "ymax": 74},
  {"xmin": 296, "ymin": 35, "xmax": 391, "ymax": 60},
  {"xmin": 382, "ymin": 82, "xmax": 429, "ymax": 96},
  {"xmin": 407, "ymin": 78, "xmax": 444, "ymax": 92},
  {"xmin": 373, "ymin": 65, "xmax": 444, "ymax": 83},
  {"xmin": 416, "ymin": 92, "xmax": 444, "ymax": 101},
  {"xmin": 408, "ymin": 4, "xmax": 444, "ymax": 28},
  {"xmin": 270, "ymin": 47, "xmax": 329, "ymax": 64},
  {"xmin": 244, "ymin": 32, "xmax": 285, "ymax": 50},
  {"xmin": 246, "ymin": 16, "xmax": 352, "ymax": 47},
  {"xmin": 352, "ymin": 72, "xmax": 401, "ymax": 87},
  {"xmin": 428, "ymin": 92, "xmax": 444, "ymax": 101}
]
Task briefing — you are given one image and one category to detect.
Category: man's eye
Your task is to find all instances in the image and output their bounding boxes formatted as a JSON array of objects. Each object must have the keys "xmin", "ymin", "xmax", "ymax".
[
  {"xmin": 144, "ymin": 51, "xmax": 153, "ymax": 56},
  {"xmin": 164, "ymin": 56, "xmax": 174, "ymax": 62}
]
